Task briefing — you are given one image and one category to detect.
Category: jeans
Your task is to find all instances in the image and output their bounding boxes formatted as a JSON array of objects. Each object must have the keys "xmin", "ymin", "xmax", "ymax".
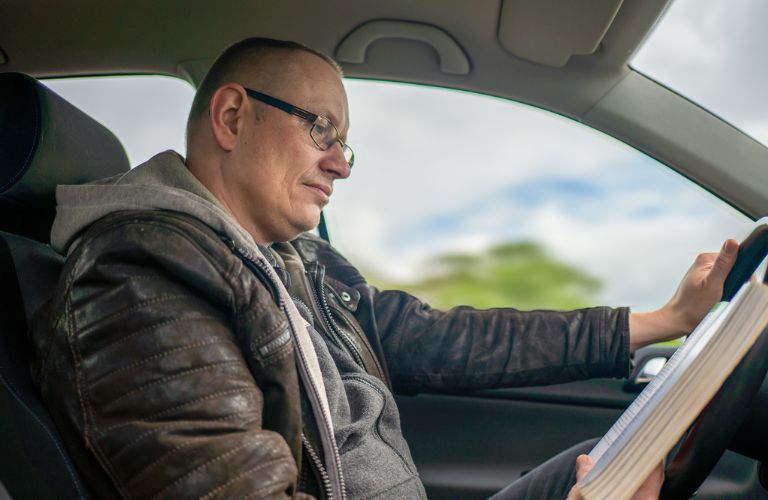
[{"xmin": 489, "ymin": 438, "xmax": 600, "ymax": 500}]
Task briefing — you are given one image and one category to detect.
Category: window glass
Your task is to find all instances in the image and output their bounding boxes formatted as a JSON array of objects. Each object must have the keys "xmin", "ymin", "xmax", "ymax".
[
  {"xmin": 43, "ymin": 76, "xmax": 195, "ymax": 167},
  {"xmin": 326, "ymin": 80, "xmax": 753, "ymax": 312},
  {"xmin": 39, "ymin": 75, "xmax": 753, "ymax": 314},
  {"xmin": 632, "ymin": 0, "xmax": 768, "ymax": 147}
]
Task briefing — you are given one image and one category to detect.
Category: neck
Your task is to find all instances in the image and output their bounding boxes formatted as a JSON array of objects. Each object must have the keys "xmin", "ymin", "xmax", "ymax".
[{"xmin": 185, "ymin": 153, "xmax": 272, "ymax": 246}]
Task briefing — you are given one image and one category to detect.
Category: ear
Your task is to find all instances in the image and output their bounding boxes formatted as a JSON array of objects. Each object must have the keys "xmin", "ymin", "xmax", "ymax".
[{"xmin": 209, "ymin": 84, "xmax": 247, "ymax": 152}]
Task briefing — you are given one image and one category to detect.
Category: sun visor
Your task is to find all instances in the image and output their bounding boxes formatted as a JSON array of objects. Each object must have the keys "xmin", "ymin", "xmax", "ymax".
[{"xmin": 498, "ymin": 0, "xmax": 624, "ymax": 67}]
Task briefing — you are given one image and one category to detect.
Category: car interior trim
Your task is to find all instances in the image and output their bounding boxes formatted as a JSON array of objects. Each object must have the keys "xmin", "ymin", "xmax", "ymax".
[
  {"xmin": 336, "ymin": 20, "xmax": 470, "ymax": 75},
  {"xmin": 497, "ymin": 0, "xmax": 624, "ymax": 67},
  {"xmin": 584, "ymin": 71, "xmax": 768, "ymax": 218}
]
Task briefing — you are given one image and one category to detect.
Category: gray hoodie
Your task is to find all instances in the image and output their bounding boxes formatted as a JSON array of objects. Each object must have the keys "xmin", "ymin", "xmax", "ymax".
[{"xmin": 52, "ymin": 150, "xmax": 426, "ymax": 500}]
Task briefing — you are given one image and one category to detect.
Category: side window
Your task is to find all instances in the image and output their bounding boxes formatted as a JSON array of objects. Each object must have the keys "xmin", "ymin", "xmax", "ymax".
[
  {"xmin": 325, "ymin": 80, "xmax": 753, "ymax": 312},
  {"xmin": 42, "ymin": 76, "xmax": 195, "ymax": 167}
]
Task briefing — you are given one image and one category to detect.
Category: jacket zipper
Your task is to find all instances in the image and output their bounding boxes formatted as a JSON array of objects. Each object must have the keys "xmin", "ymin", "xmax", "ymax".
[
  {"xmin": 298, "ymin": 278, "xmax": 344, "ymax": 353},
  {"xmin": 326, "ymin": 296, "xmax": 388, "ymax": 385},
  {"xmin": 222, "ymin": 236, "xmax": 346, "ymax": 500},
  {"xmin": 222, "ymin": 237, "xmax": 280, "ymax": 300},
  {"xmin": 302, "ymin": 434, "xmax": 333, "ymax": 499},
  {"xmin": 307, "ymin": 265, "xmax": 367, "ymax": 371}
]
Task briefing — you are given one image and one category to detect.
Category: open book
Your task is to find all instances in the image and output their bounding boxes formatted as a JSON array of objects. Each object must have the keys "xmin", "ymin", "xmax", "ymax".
[{"xmin": 579, "ymin": 278, "xmax": 768, "ymax": 499}]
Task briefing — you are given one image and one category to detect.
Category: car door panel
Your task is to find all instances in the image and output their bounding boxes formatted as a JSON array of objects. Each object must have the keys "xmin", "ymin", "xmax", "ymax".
[
  {"xmin": 396, "ymin": 346, "xmax": 768, "ymax": 500},
  {"xmin": 396, "ymin": 388, "xmax": 623, "ymax": 499}
]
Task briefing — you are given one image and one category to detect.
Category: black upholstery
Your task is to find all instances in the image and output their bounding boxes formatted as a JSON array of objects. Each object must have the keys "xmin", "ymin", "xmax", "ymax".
[
  {"xmin": 0, "ymin": 72, "xmax": 130, "ymax": 499},
  {"xmin": 0, "ymin": 233, "xmax": 85, "ymax": 499},
  {"xmin": 0, "ymin": 72, "xmax": 129, "ymax": 242}
]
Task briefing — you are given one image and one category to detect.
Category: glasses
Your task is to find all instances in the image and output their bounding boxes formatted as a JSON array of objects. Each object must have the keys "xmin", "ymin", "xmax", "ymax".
[{"xmin": 244, "ymin": 87, "xmax": 354, "ymax": 168}]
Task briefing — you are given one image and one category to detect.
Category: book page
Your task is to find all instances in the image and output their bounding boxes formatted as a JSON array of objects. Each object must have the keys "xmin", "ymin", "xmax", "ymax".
[
  {"xmin": 583, "ymin": 282, "xmax": 760, "ymax": 486},
  {"xmin": 587, "ymin": 300, "xmax": 731, "ymax": 462},
  {"xmin": 580, "ymin": 282, "xmax": 768, "ymax": 498}
]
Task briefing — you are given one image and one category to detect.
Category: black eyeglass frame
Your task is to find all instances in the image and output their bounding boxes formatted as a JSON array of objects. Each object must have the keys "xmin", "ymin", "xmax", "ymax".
[{"xmin": 244, "ymin": 87, "xmax": 354, "ymax": 168}]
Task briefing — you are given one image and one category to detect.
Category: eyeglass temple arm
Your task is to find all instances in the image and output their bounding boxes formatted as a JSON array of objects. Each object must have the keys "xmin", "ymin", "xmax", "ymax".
[{"xmin": 244, "ymin": 88, "xmax": 317, "ymax": 123}]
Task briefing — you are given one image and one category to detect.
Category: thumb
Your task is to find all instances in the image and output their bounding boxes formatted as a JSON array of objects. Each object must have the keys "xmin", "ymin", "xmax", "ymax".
[
  {"xmin": 574, "ymin": 454, "xmax": 594, "ymax": 482},
  {"xmin": 709, "ymin": 239, "xmax": 738, "ymax": 283}
]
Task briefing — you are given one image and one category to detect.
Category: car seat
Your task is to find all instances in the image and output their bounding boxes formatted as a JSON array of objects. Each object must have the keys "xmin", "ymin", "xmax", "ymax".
[{"xmin": 0, "ymin": 72, "xmax": 130, "ymax": 499}]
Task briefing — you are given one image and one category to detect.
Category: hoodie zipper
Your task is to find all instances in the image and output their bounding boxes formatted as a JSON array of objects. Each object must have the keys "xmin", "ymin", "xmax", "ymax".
[
  {"xmin": 302, "ymin": 434, "xmax": 333, "ymax": 499},
  {"xmin": 222, "ymin": 236, "xmax": 346, "ymax": 500},
  {"xmin": 307, "ymin": 264, "xmax": 367, "ymax": 371}
]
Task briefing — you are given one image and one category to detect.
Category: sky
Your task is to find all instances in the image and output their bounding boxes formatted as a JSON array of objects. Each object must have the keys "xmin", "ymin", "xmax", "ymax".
[
  {"xmin": 327, "ymin": 82, "xmax": 753, "ymax": 310},
  {"xmin": 44, "ymin": 0, "xmax": 764, "ymax": 312}
]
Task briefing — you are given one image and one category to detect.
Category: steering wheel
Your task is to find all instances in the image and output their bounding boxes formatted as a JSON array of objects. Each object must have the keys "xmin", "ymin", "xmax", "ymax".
[{"xmin": 661, "ymin": 225, "xmax": 768, "ymax": 499}]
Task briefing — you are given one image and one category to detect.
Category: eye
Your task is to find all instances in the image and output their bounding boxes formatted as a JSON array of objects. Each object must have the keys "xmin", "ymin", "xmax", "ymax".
[{"xmin": 310, "ymin": 116, "xmax": 337, "ymax": 149}]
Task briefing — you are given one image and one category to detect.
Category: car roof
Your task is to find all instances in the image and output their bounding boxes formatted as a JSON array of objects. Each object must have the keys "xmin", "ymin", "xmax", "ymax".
[
  {"xmin": 2, "ymin": 0, "xmax": 767, "ymax": 217},
  {"xmin": 0, "ymin": 0, "xmax": 662, "ymax": 112}
]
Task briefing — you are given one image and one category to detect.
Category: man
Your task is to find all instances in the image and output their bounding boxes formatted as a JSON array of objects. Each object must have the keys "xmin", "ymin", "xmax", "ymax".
[{"xmin": 31, "ymin": 38, "xmax": 735, "ymax": 499}]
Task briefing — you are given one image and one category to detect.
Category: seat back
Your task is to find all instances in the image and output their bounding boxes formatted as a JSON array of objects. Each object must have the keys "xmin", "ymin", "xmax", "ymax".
[
  {"xmin": 0, "ymin": 72, "xmax": 130, "ymax": 499},
  {"xmin": 0, "ymin": 232, "xmax": 79, "ymax": 499}
]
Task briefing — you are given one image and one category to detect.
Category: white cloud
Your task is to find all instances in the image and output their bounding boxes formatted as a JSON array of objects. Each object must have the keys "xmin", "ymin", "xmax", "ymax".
[
  {"xmin": 530, "ymin": 205, "xmax": 753, "ymax": 310},
  {"xmin": 330, "ymin": 83, "xmax": 754, "ymax": 311},
  {"xmin": 336, "ymin": 80, "xmax": 640, "ymax": 229}
]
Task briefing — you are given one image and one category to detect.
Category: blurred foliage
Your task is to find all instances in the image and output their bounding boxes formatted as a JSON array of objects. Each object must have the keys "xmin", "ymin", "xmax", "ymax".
[
  {"xmin": 369, "ymin": 241, "xmax": 602, "ymax": 310},
  {"xmin": 657, "ymin": 338, "xmax": 685, "ymax": 347}
]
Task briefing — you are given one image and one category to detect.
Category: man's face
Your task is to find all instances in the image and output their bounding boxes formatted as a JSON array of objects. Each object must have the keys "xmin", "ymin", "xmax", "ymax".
[{"xmin": 226, "ymin": 50, "xmax": 351, "ymax": 244}]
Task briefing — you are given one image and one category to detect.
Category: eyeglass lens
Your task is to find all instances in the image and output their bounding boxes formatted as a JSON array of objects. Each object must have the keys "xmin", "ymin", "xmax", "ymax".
[{"xmin": 310, "ymin": 116, "xmax": 354, "ymax": 167}]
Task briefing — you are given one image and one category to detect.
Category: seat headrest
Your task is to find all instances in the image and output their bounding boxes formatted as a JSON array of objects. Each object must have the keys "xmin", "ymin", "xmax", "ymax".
[{"xmin": 0, "ymin": 72, "xmax": 130, "ymax": 243}]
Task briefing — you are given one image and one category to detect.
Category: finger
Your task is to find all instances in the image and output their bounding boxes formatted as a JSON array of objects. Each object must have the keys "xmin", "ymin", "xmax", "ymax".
[
  {"xmin": 708, "ymin": 239, "xmax": 738, "ymax": 283},
  {"xmin": 568, "ymin": 456, "xmax": 594, "ymax": 500},
  {"xmin": 566, "ymin": 484, "xmax": 582, "ymax": 500},
  {"xmin": 650, "ymin": 461, "xmax": 664, "ymax": 482},
  {"xmin": 631, "ymin": 461, "xmax": 665, "ymax": 500},
  {"xmin": 574, "ymin": 454, "xmax": 594, "ymax": 482}
]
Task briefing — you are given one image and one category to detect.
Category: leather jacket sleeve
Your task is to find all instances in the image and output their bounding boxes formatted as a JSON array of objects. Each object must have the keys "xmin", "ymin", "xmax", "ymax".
[
  {"xmin": 372, "ymin": 288, "xmax": 631, "ymax": 393},
  {"xmin": 31, "ymin": 214, "xmax": 301, "ymax": 499}
]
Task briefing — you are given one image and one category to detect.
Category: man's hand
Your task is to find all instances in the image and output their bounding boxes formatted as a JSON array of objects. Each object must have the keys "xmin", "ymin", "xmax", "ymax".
[
  {"xmin": 567, "ymin": 455, "xmax": 664, "ymax": 500},
  {"xmin": 629, "ymin": 239, "xmax": 739, "ymax": 351}
]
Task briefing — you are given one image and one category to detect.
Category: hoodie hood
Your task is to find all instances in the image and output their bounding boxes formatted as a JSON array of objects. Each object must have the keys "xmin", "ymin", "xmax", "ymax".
[{"xmin": 52, "ymin": 150, "xmax": 259, "ymax": 257}]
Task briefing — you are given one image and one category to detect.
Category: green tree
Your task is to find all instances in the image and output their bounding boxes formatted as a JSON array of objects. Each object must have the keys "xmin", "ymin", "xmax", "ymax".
[{"xmin": 372, "ymin": 241, "xmax": 601, "ymax": 310}]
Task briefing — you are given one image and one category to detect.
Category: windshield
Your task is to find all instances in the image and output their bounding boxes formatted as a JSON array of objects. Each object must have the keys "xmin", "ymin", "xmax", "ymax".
[{"xmin": 632, "ymin": 0, "xmax": 768, "ymax": 147}]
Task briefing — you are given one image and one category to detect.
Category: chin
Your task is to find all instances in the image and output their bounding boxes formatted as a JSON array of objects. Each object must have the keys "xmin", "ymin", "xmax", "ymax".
[
  {"xmin": 289, "ymin": 213, "xmax": 322, "ymax": 238},
  {"xmin": 303, "ymin": 207, "xmax": 323, "ymax": 228}
]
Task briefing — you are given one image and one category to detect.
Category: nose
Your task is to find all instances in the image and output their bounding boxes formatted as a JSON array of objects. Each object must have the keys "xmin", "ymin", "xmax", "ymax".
[{"xmin": 319, "ymin": 143, "xmax": 351, "ymax": 179}]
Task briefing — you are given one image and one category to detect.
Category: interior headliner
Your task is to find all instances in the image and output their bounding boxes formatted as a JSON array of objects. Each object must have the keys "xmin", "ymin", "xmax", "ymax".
[{"xmin": 0, "ymin": 0, "xmax": 664, "ymax": 117}]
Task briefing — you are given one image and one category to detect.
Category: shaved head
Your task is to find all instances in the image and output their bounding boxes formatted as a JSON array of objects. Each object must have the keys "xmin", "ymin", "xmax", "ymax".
[
  {"xmin": 186, "ymin": 38, "xmax": 342, "ymax": 146},
  {"xmin": 184, "ymin": 38, "xmax": 350, "ymax": 245}
]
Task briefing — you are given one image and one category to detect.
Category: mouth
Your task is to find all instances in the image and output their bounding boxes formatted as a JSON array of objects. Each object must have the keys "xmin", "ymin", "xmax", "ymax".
[{"xmin": 304, "ymin": 182, "xmax": 332, "ymax": 201}]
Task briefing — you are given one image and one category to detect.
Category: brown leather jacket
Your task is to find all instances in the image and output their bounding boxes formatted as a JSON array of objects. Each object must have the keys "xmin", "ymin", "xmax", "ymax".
[{"xmin": 30, "ymin": 209, "xmax": 630, "ymax": 499}]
